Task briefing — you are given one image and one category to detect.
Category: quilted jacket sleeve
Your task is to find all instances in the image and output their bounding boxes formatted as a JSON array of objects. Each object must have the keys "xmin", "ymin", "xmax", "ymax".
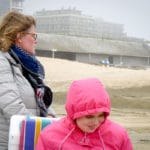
[{"xmin": 0, "ymin": 52, "xmax": 33, "ymax": 120}]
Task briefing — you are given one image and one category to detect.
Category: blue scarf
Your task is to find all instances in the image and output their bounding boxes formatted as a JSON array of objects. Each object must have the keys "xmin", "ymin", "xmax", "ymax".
[
  {"xmin": 10, "ymin": 45, "xmax": 52, "ymax": 117},
  {"xmin": 10, "ymin": 45, "xmax": 45, "ymax": 79}
]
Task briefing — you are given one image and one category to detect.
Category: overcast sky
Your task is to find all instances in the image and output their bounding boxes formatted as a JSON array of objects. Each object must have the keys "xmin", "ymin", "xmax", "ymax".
[{"xmin": 23, "ymin": 0, "xmax": 150, "ymax": 41}]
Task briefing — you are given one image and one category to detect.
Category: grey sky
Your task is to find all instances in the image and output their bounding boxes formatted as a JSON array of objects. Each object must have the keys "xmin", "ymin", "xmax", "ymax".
[{"xmin": 23, "ymin": 0, "xmax": 150, "ymax": 40}]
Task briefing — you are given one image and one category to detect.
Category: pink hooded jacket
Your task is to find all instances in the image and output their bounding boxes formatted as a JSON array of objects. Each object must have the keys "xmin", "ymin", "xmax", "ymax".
[{"xmin": 36, "ymin": 78, "xmax": 133, "ymax": 150}]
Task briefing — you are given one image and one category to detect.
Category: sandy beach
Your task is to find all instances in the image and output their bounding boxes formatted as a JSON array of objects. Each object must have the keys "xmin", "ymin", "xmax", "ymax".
[{"xmin": 39, "ymin": 57, "xmax": 150, "ymax": 150}]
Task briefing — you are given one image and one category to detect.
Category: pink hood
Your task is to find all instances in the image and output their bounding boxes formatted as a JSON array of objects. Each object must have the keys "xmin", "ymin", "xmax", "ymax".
[{"xmin": 65, "ymin": 78, "xmax": 111, "ymax": 120}]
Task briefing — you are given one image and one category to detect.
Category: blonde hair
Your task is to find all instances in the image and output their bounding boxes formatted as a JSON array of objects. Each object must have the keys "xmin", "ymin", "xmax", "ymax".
[{"xmin": 0, "ymin": 11, "xmax": 36, "ymax": 51}]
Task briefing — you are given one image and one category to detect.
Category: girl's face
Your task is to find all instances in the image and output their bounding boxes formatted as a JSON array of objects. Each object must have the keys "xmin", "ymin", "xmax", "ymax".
[
  {"xmin": 16, "ymin": 25, "xmax": 37, "ymax": 55},
  {"xmin": 76, "ymin": 112, "xmax": 105, "ymax": 133}
]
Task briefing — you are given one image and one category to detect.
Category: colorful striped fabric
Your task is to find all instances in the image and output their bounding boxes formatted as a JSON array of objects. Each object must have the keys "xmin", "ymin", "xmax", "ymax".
[{"xmin": 19, "ymin": 117, "xmax": 56, "ymax": 150}]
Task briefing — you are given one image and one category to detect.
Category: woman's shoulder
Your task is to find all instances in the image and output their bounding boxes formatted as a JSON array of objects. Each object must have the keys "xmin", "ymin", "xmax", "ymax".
[
  {"xmin": 0, "ymin": 51, "xmax": 16, "ymax": 64},
  {"xmin": 0, "ymin": 51, "xmax": 16, "ymax": 81},
  {"xmin": 0, "ymin": 51, "xmax": 11, "ymax": 70},
  {"xmin": 0, "ymin": 51, "xmax": 16, "ymax": 67},
  {"xmin": 0, "ymin": 51, "xmax": 8, "ymax": 61}
]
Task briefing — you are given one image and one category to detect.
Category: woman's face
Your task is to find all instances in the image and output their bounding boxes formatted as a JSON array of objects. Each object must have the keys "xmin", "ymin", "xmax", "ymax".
[
  {"xmin": 76, "ymin": 112, "xmax": 105, "ymax": 133},
  {"xmin": 16, "ymin": 25, "xmax": 37, "ymax": 55}
]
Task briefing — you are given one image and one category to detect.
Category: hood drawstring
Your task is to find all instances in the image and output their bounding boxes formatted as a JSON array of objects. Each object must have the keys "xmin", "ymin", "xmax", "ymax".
[
  {"xmin": 58, "ymin": 126, "xmax": 105, "ymax": 150},
  {"xmin": 80, "ymin": 133, "xmax": 90, "ymax": 145},
  {"xmin": 98, "ymin": 130, "xmax": 106, "ymax": 150},
  {"xmin": 58, "ymin": 127, "xmax": 75, "ymax": 150}
]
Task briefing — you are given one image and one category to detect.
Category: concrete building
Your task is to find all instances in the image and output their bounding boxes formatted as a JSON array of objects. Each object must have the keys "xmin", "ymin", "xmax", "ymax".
[
  {"xmin": 34, "ymin": 9, "xmax": 150, "ymax": 68},
  {"xmin": 36, "ymin": 33, "xmax": 150, "ymax": 69},
  {"xmin": 35, "ymin": 8, "xmax": 126, "ymax": 39},
  {"xmin": 0, "ymin": 0, "xmax": 24, "ymax": 17}
]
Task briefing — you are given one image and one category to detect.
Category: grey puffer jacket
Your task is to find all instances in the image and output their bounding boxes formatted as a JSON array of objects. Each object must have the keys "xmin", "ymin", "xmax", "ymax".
[{"xmin": 0, "ymin": 51, "xmax": 40, "ymax": 149}]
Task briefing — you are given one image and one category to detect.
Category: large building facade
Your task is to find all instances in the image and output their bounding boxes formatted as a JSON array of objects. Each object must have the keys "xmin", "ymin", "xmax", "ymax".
[
  {"xmin": 35, "ymin": 8, "xmax": 126, "ymax": 39},
  {"xmin": 0, "ymin": 0, "xmax": 24, "ymax": 17}
]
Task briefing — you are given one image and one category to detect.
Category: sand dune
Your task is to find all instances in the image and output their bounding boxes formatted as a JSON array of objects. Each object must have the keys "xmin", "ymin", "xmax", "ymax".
[{"xmin": 39, "ymin": 57, "xmax": 150, "ymax": 90}]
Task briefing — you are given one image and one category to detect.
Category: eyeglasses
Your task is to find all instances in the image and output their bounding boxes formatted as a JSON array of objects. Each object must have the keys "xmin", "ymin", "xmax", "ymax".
[{"xmin": 23, "ymin": 32, "xmax": 38, "ymax": 40}]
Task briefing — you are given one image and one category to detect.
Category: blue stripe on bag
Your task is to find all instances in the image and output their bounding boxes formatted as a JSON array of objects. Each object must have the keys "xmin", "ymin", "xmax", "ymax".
[{"xmin": 24, "ymin": 119, "xmax": 35, "ymax": 150}]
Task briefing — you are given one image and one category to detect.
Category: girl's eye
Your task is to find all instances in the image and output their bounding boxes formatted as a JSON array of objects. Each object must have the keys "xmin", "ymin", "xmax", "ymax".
[
  {"xmin": 98, "ymin": 113, "xmax": 105, "ymax": 118},
  {"xmin": 85, "ymin": 115, "xmax": 93, "ymax": 119}
]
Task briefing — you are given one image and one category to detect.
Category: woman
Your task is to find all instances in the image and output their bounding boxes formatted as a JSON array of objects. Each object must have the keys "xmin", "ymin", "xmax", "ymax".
[
  {"xmin": 36, "ymin": 78, "xmax": 133, "ymax": 150},
  {"xmin": 0, "ymin": 11, "xmax": 55, "ymax": 150}
]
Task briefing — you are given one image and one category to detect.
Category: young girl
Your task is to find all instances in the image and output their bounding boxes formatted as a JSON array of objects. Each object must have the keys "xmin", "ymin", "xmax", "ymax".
[{"xmin": 36, "ymin": 78, "xmax": 133, "ymax": 150}]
